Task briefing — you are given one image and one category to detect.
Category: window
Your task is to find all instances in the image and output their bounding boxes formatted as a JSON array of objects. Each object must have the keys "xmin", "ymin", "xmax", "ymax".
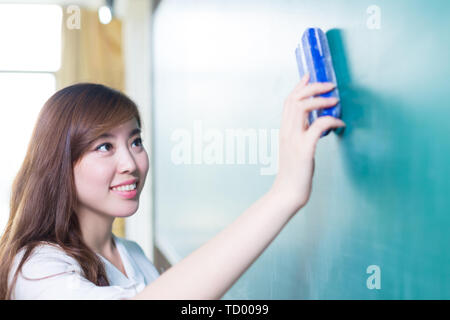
[{"xmin": 0, "ymin": 4, "xmax": 62, "ymax": 235}]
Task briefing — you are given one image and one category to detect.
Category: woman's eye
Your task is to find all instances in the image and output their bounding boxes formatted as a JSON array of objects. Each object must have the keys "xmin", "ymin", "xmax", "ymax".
[
  {"xmin": 95, "ymin": 138, "xmax": 143, "ymax": 152},
  {"xmin": 96, "ymin": 143, "xmax": 112, "ymax": 152},
  {"xmin": 133, "ymin": 137, "xmax": 143, "ymax": 147}
]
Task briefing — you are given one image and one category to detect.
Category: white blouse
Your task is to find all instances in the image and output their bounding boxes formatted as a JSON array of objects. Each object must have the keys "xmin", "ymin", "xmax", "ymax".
[{"xmin": 8, "ymin": 234, "xmax": 160, "ymax": 299}]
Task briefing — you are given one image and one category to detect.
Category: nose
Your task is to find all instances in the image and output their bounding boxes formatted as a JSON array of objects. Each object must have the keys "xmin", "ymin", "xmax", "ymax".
[{"xmin": 117, "ymin": 147, "xmax": 138, "ymax": 174}]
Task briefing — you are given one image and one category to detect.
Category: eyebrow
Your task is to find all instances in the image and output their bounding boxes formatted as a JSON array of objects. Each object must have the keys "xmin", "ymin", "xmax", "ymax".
[{"xmin": 97, "ymin": 128, "xmax": 141, "ymax": 139}]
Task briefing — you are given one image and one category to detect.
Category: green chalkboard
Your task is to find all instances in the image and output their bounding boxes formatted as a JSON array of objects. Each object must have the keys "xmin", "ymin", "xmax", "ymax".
[{"xmin": 152, "ymin": 0, "xmax": 450, "ymax": 299}]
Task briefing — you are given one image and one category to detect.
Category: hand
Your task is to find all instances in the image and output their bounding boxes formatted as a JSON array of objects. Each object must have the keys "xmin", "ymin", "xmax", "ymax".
[{"xmin": 271, "ymin": 73, "xmax": 346, "ymax": 212}]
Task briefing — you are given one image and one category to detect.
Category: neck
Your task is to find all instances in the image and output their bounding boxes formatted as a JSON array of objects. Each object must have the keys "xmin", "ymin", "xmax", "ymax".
[{"xmin": 76, "ymin": 207, "xmax": 116, "ymax": 257}]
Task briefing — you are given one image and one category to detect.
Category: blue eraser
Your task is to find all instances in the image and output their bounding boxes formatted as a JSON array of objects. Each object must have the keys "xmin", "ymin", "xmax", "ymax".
[{"xmin": 295, "ymin": 28, "xmax": 341, "ymax": 137}]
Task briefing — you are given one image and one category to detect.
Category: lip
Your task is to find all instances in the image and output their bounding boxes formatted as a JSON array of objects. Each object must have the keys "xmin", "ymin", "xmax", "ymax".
[
  {"xmin": 110, "ymin": 179, "xmax": 138, "ymax": 188},
  {"xmin": 110, "ymin": 179, "xmax": 139, "ymax": 200},
  {"xmin": 110, "ymin": 188, "xmax": 138, "ymax": 199}
]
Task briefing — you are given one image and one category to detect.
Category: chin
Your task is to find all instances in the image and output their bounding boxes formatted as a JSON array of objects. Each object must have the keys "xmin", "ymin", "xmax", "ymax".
[
  {"xmin": 111, "ymin": 202, "xmax": 139, "ymax": 218},
  {"xmin": 114, "ymin": 211, "xmax": 137, "ymax": 218}
]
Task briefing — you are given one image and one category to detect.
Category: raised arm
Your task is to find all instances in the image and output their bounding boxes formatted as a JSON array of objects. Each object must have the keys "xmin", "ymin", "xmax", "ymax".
[{"xmin": 131, "ymin": 74, "xmax": 346, "ymax": 299}]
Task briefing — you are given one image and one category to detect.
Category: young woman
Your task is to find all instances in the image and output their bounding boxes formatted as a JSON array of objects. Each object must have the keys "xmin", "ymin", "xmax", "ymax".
[{"xmin": 0, "ymin": 74, "xmax": 344, "ymax": 299}]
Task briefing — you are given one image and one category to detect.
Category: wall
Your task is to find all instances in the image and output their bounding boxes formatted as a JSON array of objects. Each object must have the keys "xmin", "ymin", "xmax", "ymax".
[
  {"xmin": 152, "ymin": 0, "xmax": 450, "ymax": 299},
  {"xmin": 122, "ymin": 0, "xmax": 155, "ymax": 260}
]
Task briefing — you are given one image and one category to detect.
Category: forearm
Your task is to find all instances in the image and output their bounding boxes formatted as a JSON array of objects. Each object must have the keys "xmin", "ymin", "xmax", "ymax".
[
  {"xmin": 130, "ymin": 77, "xmax": 346, "ymax": 300},
  {"xmin": 131, "ymin": 188, "xmax": 301, "ymax": 300}
]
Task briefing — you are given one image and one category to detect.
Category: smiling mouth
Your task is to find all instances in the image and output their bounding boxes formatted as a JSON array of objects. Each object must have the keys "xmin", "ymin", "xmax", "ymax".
[
  {"xmin": 109, "ymin": 181, "xmax": 139, "ymax": 195},
  {"xmin": 109, "ymin": 180, "xmax": 139, "ymax": 191},
  {"xmin": 110, "ymin": 180, "xmax": 139, "ymax": 191},
  {"xmin": 110, "ymin": 183, "xmax": 139, "ymax": 199}
]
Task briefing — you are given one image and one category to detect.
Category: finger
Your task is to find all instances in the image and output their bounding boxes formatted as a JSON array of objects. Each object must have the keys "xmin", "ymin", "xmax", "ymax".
[
  {"xmin": 297, "ymin": 82, "xmax": 336, "ymax": 100},
  {"xmin": 292, "ymin": 73, "xmax": 310, "ymax": 93},
  {"xmin": 303, "ymin": 117, "xmax": 309, "ymax": 130},
  {"xmin": 300, "ymin": 73, "xmax": 310, "ymax": 86},
  {"xmin": 300, "ymin": 97, "xmax": 339, "ymax": 113},
  {"xmin": 306, "ymin": 116, "xmax": 346, "ymax": 145},
  {"xmin": 281, "ymin": 75, "xmax": 311, "ymax": 135},
  {"xmin": 292, "ymin": 97, "xmax": 339, "ymax": 131}
]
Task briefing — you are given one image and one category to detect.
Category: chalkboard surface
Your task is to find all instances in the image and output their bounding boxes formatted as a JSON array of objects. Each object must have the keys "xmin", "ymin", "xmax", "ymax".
[{"xmin": 152, "ymin": 0, "xmax": 450, "ymax": 299}]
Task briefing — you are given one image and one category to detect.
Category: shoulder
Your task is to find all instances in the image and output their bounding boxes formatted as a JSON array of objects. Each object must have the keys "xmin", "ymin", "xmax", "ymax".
[
  {"xmin": 10, "ymin": 242, "xmax": 80, "ymax": 283},
  {"xmin": 13, "ymin": 242, "xmax": 78, "ymax": 270},
  {"xmin": 9, "ymin": 242, "xmax": 82, "ymax": 299},
  {"xmin": 10, "ymin": 242, "xmax": 139, "ymax": 300}
]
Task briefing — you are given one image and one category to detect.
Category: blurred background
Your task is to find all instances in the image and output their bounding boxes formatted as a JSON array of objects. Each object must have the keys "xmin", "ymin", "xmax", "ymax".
[{"xmin": 0, "ymin": 0, "xmax": 449, "ymax": 299}]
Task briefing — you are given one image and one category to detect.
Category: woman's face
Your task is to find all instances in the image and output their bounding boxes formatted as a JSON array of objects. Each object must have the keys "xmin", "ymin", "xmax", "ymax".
[{"xmin": 73, "ymin": 117, "xmax": 149, "ymax": 219}]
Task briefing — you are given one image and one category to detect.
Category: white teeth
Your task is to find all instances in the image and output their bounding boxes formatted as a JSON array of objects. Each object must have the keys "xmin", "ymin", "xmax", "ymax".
[{"xmin": 111, "ymin": 183, "xmax": 137, "ymax": 192}]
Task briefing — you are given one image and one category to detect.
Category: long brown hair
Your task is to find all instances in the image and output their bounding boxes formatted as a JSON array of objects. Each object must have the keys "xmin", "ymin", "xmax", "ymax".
[{"xmin": 0, "ymin": 83, "xmax": 142, "ymax": 299}]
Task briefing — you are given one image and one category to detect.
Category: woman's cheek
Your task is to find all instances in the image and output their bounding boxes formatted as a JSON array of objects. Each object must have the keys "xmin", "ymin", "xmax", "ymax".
[
  {"xmin": 141, "ymin": 150, "xmax": 150, "ymax": 175},
  {"xmin": 77, "ymin": 157, "xmax": 114, "ymax": 194}
]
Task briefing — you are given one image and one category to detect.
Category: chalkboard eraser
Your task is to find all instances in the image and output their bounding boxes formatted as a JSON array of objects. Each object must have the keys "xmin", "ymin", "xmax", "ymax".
[{"xmin": 295, "ymin": 28, "xmax": 342, "ymax": 137}]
